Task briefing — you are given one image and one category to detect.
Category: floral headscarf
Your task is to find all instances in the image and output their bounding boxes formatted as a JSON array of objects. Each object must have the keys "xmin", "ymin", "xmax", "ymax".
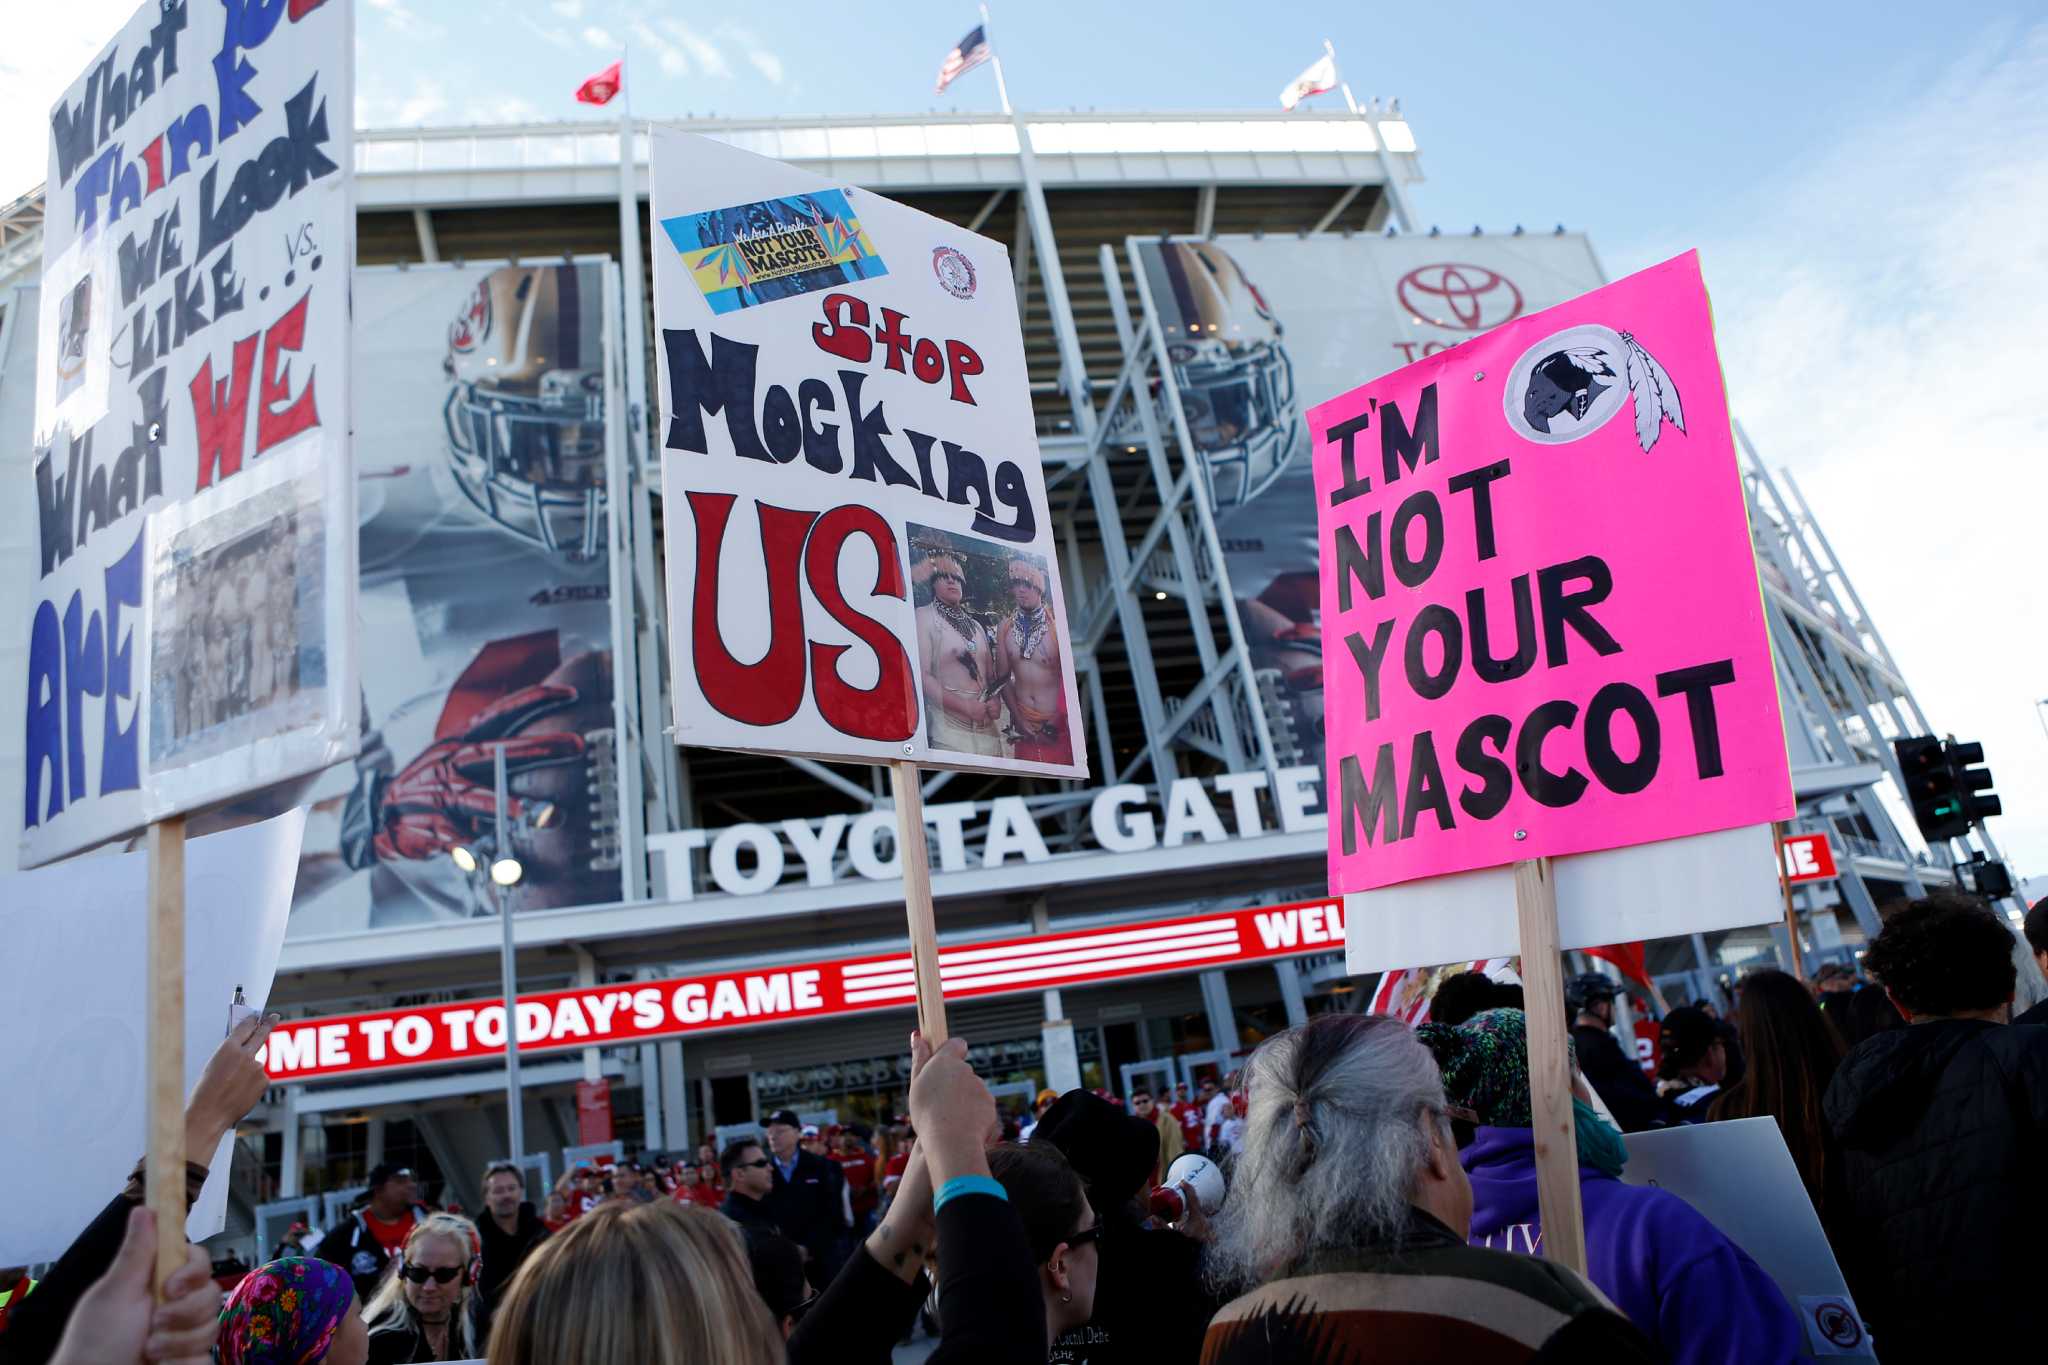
[{"xmin": 217, "ymin": 1256, "xmax": 356, "ymax": 1365}]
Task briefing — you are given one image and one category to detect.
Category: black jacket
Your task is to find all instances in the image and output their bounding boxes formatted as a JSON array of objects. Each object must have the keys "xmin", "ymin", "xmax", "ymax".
[
  {"xmin": 765, "ymin": 1149, "xmax": 849, "ymax": 1271},
  {"xmin": 2014, "ymin": 997, "xmax": 2048, "ymax": 1028},
  {"xmin": 1571, "ymin": 1023, "xmax": 1664, "ymax": 1132},
  {"xmin": 365, "ymin": 1318, "xmax": 472, "ymax": 1364},
  {"xmin": 1823, "ymin": 1018, "xmax": 2048, "ymax": 1361},
  {"xmin": 1050, "ymin": 1209, "xmax": 1212, "ymax": 1365},
  {"xmin": 721, "ymin": 1189, "xmax": 781, "ymax": 1235},
  {"xmin": 792, "ymin": 1191, "xmax": 1043, "ymax": 1365},
  {"xmin": 475, "ymin": 1202, "xmax": 548, "ymax": 1329}
]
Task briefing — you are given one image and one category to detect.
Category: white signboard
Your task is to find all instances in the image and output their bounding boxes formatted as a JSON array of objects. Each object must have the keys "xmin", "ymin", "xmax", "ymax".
[
  {"xmin": 1625, "ymin": 1117, "xmax": 1874, "ymax": 1358},
  {"xmin": 0, "ymin": 809, "xmax": 304, "ymax": 1264},
  {"xmin": 650, "ymin": 130, "xmax": 1085, "ymax": 778},
  {"xmin": 22, "ymin": 0, "xmax": 356, "ymax": 865}
]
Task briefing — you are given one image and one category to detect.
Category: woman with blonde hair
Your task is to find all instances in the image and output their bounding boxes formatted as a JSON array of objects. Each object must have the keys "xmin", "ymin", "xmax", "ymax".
[
  {"xmin": 362, "ymin": 1213, "xmax": 482, "ymax": 1363},
  {"xmin": 486, "ymin": 1200, "xmax": 783, "ymax": 1365}
]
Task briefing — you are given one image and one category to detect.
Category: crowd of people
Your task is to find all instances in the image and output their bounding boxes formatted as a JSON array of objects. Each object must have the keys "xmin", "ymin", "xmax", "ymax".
[{"xmin": 0, "ymin": 891, "xmax": 2043, "ymax": 1363}]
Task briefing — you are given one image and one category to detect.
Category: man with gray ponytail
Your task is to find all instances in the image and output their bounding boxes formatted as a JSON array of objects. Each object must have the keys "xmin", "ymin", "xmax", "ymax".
[{"xmin": 1202, "ymin": 1014, "xmax": 1657, "ymax": 1364}]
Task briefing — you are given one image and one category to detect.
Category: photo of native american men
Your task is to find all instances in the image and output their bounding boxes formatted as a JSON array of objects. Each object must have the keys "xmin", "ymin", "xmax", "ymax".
[
  {"xmin": 908, "ymin": 526, "xmax": 1073, "ymax": 767},
  {"xmin": 149, "ymin": 484, "xmax": 327, "ymax": 766}
]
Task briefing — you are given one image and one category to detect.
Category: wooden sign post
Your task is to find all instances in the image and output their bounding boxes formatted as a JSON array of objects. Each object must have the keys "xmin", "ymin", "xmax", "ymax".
[
  {"xmin": 891, "ymin": 762, "xmax": 948, "ymax": 1044},
  {"xmin": 1772, "ymin": 822, "xmax": 1807, "ymax": 984},
  {"xmin": 1513, "ymin": 858, "xmax": 1587, "ymax": 1274},
  {"xmin": 145, "ymin": 818, "xmax": 187, "ymax": 1288}
]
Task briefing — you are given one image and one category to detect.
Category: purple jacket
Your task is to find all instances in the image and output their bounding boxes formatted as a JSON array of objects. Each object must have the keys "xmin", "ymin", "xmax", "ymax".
[{"xmin": 1462, "ymin": 1126, "xmax": 1802, "ymax": 1365}]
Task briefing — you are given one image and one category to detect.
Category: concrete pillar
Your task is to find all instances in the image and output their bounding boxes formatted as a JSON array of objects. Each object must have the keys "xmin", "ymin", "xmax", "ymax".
[
  {"xmin": 1041, "ymin": 987, "xmax": 1081, "ymax": 1092},
  {"xmin": 365, "ymin": 1116, "xmax": 386, "ymax": 1169},
  {"xmin": 1273, "ymin": 960, "xmax": 1308, "ymax": 1029},
  {"xmin": 1199, "ymin": 970, "xmax": 1236, "ymax": 1054},
  {"xmin": 639, "ymin": 1041, "xmax": 664, "ymax": 1152},
  {"xmin": 574, "ymin": 947, "xmax": 602, "ymax": 1082},
  {"xmin": 659, "ymin": 1041, "xmax": 691, "ymax": 1154},
  {"xmin": 279, "ymin": 1095, "xmax": 302, "ymax": 1199}
]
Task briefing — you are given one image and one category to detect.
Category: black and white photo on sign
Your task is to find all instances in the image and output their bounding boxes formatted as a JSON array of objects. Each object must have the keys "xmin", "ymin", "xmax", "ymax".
[
  {"xmin": 148, "ymin": 476, "xmax": 329, "ymax": 767},
  {"xmin": 907, "ymin": 524, "xmax": 1072, "ymax": 768}
]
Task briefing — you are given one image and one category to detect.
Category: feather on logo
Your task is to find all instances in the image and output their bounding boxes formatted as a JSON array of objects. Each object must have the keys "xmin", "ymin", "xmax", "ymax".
[{"xmin": 1619, "ymin": 331, "xmax": 1685, "ymax": 453}]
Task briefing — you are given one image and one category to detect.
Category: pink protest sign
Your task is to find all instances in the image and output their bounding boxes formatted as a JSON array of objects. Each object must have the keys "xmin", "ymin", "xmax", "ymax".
[{"xmin": 1314, "ymin": 251, "xmax": 1792, "ymax": 893}]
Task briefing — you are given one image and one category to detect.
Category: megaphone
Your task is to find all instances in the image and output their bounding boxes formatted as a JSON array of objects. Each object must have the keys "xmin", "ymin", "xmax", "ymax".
[{"xmin": 1147, "ymin": 1153, "xmax": 1226, "ymax": 1224}]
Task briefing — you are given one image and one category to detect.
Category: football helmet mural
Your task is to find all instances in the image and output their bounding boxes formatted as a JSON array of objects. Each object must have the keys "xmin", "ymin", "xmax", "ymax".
[
  {"xmin": 1153, "ymin": 241, "xmax": 1301, "ymax": 509},
  {"xmin": 444, "ymin": 264, "xmax": 608, "ymax": 562}
]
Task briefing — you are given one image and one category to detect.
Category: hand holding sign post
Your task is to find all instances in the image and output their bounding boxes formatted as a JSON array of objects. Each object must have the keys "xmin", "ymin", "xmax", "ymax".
[{"xmin": 1315, "ymin": 252, "xmax": 1793, "ymax": 1272}]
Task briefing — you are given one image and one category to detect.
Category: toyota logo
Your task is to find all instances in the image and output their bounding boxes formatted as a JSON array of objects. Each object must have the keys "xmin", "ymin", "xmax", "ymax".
[{"xmin": 1397, "ymin": 264, "xmax": 1525, "ymax": 332}]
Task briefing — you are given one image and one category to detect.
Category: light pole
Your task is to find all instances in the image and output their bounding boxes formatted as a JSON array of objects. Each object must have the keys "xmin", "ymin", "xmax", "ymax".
[{"xmin": 450, "ymin": 744, "xmax": 541, "ymax": 1164}]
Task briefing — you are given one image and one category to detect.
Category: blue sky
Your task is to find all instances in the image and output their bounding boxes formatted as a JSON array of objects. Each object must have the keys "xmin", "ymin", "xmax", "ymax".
[{"xmin": 6, "ymin": 1, "xmax": 2045, "ymax": 884}]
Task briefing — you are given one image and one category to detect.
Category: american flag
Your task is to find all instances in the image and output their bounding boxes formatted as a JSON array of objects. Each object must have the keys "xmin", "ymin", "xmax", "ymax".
[{"xmin": 934, "ymin": 24, "xmax": 991, "ymax": 94}]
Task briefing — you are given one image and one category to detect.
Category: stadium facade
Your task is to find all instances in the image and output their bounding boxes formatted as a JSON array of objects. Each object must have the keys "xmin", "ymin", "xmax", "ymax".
[{"xmin": 0, "ymin": 106, "xmax": 2014, "ymax": 1253}]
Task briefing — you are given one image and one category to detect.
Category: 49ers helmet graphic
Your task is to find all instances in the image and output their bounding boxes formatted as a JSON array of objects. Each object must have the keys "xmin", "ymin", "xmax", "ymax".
[
  {"xmin": 1152, "ymin": 241, "xmax": 1301, "ymax": 509},
  {"xmin": 444, "ymin": 265, "xmax": 607, "ymax": 562}
]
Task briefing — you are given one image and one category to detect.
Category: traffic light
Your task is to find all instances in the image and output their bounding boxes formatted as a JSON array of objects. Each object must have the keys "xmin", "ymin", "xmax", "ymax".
[
  {"xmin": 1946, "ymin": 740, "xmax": 2002, "ymax": 827},
  {"xmin": 1892, "ymin": 735, "xmax": 2000, "ymax": 844},
  {"xmin": 1895, "ymin": 736, "xmax": 1966, "ymax": 842},
  {"xmin": 1964, "ymin": 857, "xmax": 2014, "ymax": 900}
]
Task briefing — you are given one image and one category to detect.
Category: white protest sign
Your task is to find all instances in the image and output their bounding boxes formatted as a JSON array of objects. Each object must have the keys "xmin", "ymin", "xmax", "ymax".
[
  {"xmin": 649, "ymin": 129, "xmax": 1085, "ymax": 779},
  {"xmin": 0, "ymin": 809, "xmax": 304, "ymax": 1264},
  {"xmin": 1625, "ymin": 1117, "xmax": 1874, "ymax": 1358},
  {"xmin": 22, "ymin": 0, "xmax": 356, "ymax": 866}
]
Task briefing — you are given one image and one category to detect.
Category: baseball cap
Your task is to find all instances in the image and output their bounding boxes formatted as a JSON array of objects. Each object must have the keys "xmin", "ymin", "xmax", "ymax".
[
  {"xmin": 366, "ymin": 1163, "xmax": 413, "ymax": 1193},
  {"xmin": 1658, "ymin": 1005, "xmax": 1720, "ymax": 1070},
  {"xmin": 800, "ymin": 1124, "xmax": 820, "ymax": 1139},
  {"xmin": 762, "ymin": 1109, "xmax": 802, "ymax": 1129}
]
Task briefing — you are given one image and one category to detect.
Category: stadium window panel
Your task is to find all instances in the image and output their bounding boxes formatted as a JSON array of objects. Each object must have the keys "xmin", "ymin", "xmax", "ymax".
[
  {"xmin": 1378, "ymin": 120, "xmax": 1418, "ymax": 153},
  {"xmin": 828, "ymin": 126, "xmax": 880, "ymax": 159},
  {"xmin": 1112, "ymin": 122, "xmax": 1167, "ymax": 153},
  {"xmin": 778, "ymin": 127, "xmax": 832, "ymax": 159},
  {"xmin": 1154, "ymin": 122, "xmax": 1207, "ymax": 154},
  {"xmin": 420, "ymin": 139, "xmax": 472, "ymax": 170},
  {"xmin": 1067, "ymin": 122, "xmax": 1118, "ymax": 153},
  {"xmin": 1026, "ymin": 123, "xmax": 1071, "ymax": 154},
  {"xmin": 972, "ymin": 123, "xmax": 1021, "ymax": 156},
  {"xmin": 529, "ymin": 134, "xmax": 580, "ymax": 166},
  {"xmin": 578, "ymin": 133, "xmax": 615, "ymax": 164},
  {"xmin": 1332, "ymin": 122, "xmax": 1379, "ymax": 153},
  {"xmin": 923, "ymin": 124, "xmax": 976, "ymax": 157},
  {"xmin": 875, "ymin": 125, "xmax": 927, "ymax": 158},
  {"xmin": 361, "ymin": 141, "xmax": 416, "ymax": 173},
  {"xmin": 1199, "ymin": 122, "xmax": 1257, "ymax": 153}
]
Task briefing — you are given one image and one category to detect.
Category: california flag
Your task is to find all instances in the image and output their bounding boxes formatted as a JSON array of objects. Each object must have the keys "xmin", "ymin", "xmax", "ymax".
[{"xmin": 1279, "ymin": 52, "xmax": 1338, "ymax": 110}]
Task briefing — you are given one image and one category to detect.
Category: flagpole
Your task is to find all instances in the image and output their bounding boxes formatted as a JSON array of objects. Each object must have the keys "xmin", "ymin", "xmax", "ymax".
[
  {"xmin": 979, "ymin": 3, "xmax": 1093, "ymax": 440},
  {"xmin": 1325, "ymin": 37, "xmax": 1419, "ymax": 234},
  {"xmin": 615, "ymin": 51, "xmax": 652, "ymax": 472}
]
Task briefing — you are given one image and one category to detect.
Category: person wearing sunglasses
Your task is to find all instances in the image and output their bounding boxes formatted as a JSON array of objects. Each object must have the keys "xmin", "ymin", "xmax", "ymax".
[
  {"xmin": 1417, "ymin": 1007, "xmax": 1800, "ymax": 1365},
  {"xmin": 986, "ymin": 1143, "xmax": 1101, "ymax": 1351},
  {"xmin": 361, "ymin": 1213, "xmax": 481, "ymax": 1363},
  {"xmin": 718, "ymin": 1139, "xmax": 782, "ymax": 1236}
]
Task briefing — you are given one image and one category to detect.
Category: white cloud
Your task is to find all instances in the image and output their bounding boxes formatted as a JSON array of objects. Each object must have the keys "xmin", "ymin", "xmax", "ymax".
[
  {"xmin": 628, "ymin": 19, "xmax": 690, "ymax": 78},
  {"xmin": 394, "ymin": 84, "xmax": 449, "ymax": 126},
  {"xmin": 1611, "ymin": 25, "xmax": 2048, "ymax": 879},
  {"xmin": 552, "ymin": 0, "xmax": 586, "ymax": 17},
  {"xmin": 518, "ymin": 16, "xmax": 573, "ymax": 49},
  {"xmin": 469, "ymin": 95, "xmax": 544, "ymax": 126},
  {"xmin": 660, "ymin": 18, "xmax": 732, "ymax": 80},
  {"xmin": 364, "ymin": 0, "xmax": 432, "ymax": 38},
  {"xmin": 583, "ymin": 25, "xmax": 620, "ymax": 51},
  {"xmin": 718, "ymin": 23, "xmax": 784, "ymax": 85}
]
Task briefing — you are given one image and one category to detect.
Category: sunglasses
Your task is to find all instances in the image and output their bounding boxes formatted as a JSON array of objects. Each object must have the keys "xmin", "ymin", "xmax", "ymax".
[
  {"xmin": 733, "ymin": 1157, "xmax": 772, "ymax": 1171},
  {"xmin": 399, "ymin": 1263, "xmax": 463, "ymax": 1286},
  {"xmin": 1065, "ymin": 1221, "xmax": 1106, "ymax": 1251},
  {"xmin": 1444, "ymin": 1104, "xmax": 1482, "ymax": 1151}
]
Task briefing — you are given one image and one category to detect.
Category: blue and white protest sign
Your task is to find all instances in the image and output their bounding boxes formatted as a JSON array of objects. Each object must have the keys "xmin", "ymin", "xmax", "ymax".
[{"xmin": 23, "ymin": 0, "xmax": 356, "ymax": 865}]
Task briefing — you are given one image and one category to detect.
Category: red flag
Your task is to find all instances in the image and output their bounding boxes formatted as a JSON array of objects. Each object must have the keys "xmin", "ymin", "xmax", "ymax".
[
  {"xmin": 1584, "ymin": 942, "xmax": 1653, "ymax": 993},
  {"xmin": 576, "ymin": 60, "xmax": 622, "ymax": 106}
]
